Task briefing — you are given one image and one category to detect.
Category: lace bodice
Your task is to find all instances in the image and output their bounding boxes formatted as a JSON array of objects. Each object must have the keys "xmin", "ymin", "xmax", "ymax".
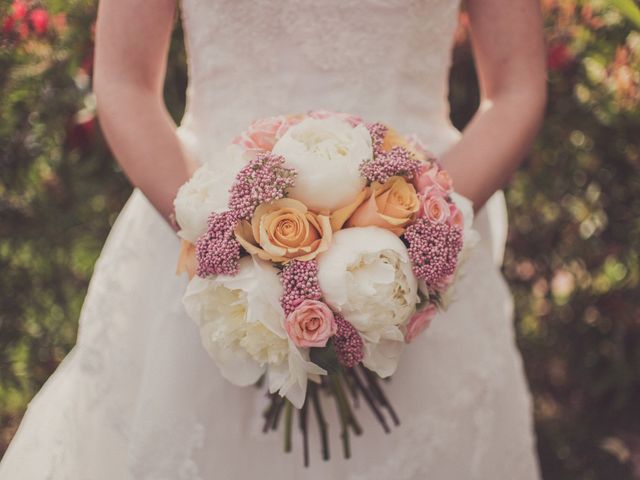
[{"xmin": 178, "ymin": 0, "xmax": 462, "ymax": 165}]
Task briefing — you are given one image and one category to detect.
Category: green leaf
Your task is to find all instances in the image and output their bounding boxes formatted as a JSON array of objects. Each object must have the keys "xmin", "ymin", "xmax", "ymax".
[{"xmin": 309, "ymin": 342, "xmax": 342, "ymax": 374}]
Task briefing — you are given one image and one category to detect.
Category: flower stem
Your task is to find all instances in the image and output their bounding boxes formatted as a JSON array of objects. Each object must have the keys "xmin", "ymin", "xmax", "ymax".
[
  {"xmin": 361, "ymin": 366, "xmax": 400, "ymax": 426},
  {"xmin": 309, "ymin": 382, "xmax": 330, "ymax": 461},
  {"xmin": 271, "ymin": 395, "xmax": 285, "ymax": 431},
  {"xmin": 284, "ymin": 400, "xmax": 293, "ymax": 453},
  {"xmin": 299, "ymin": 398, "xmax": 309, "ymax": 467},
  {"xmin": 330, "ymin": 375, "xmax": 351, "ymax": 459},
  {"xmin": 348, "ymin": 368, "xmax": 390, "ymax": 433},
  {"xmin": 336, "ymin": 371, "xmax": 363, "ymax": 435}
]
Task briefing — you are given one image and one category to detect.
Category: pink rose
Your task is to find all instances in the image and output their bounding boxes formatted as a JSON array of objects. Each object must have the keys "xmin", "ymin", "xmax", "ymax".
[
  {"xmin": 415, "ymin": 164, "xmax": 453, "ymax": 195},
  {"xmin": 307, "ymin": 109, "xmax": 363, "ymax": 127},
  {"xmin": 231, "ymin": 115, "xmax": 302, "ymax": 154},
  {"xmin": 405, "ymin": 304, "xmax": 437, "ymax": 343},
  {"xmin": 284, "ymin": 299, "xmax": 337, "ymax": 348},
  {"xmin": 449, "ymin": 204, "xmax": 464, "ymax": 229},
  {"xmin": 419, "ymin": 194, "xmax": 450, "ymax": 224},
  {"xmin": 404, "ymin": 134, "xmax": 436, "ymax": 163}
]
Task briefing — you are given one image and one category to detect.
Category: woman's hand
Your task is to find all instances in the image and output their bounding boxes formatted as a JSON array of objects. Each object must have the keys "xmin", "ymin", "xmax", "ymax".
[
  {"xmin": 441, "ymin": 0, "xmax": 547, "ymax": 213},
  {"xmin": 94, "ymin": 0, "xmax": 197, "ymax": 228}
]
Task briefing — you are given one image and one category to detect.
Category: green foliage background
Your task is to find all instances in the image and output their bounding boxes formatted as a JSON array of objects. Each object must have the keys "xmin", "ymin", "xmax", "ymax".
[{"xmin": 1, "ymin": 1, "xmax": 639, "ymax": 478}]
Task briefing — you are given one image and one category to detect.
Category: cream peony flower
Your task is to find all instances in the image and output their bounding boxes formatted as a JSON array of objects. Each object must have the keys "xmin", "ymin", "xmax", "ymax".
[
  {"xmin": 316, "ymin": 227, "xmax": 419, "ymax": 377},
  {"xmin": 271, "ymin": 117, "xmax": 371, "ymax": 212},
  {"xmin": 174, "ymin": 144, "xmax": 250, "ymax": 243},
  {"xmin": 173, "ymin": 161, "xmax": 228, "ymax": 243},
  {"xmin": 182, "ymin": 257, "xmax": 289, "ymax": 385},
  {"xmin": 182, "ymin": 257, "xmax": 325, "ymax": 406}
]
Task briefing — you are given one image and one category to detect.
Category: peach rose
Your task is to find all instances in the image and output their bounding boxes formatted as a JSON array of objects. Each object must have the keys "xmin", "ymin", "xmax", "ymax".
[
  {"xmin": 176, "ymin": 239, "xmax": 197, "ymax": 279},
  {"xmin": 415, "ymin": 164, "xmax": 454, "ymax": 194},
  {"xmin": 344, "ymin": 176, "xmax": 420, "ymax": 235},
  {"xmin": 285, "ymin": 299, "xmax": 337, "ymax": 348},
  {"xmin": 231, "ymin": 114, "xmax": 303, "ymax": 154},
  {"xmin": 419, "ymin": 194, "xmax": 451, "ymax": 224},
  {"xmin": 376, "ymin": 125, "xmax": 432, "ymax": 162},
  {"xmin": 235, "ymin": 198, "xmax": 332, "ymax": 263},
  {"xmin": 404, "ymin": 304, "xmax": 437, "ymax": 343}
]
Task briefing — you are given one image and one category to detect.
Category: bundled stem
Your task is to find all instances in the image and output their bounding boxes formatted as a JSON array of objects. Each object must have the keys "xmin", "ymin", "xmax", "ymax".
[
  {"xmin": 263, "ymin": 365, "xmax": 400, "ymax": 465},
  {"xmin": 361, "ymin": 366, "xmax": 400, "ymax": 426},
  {"xmin": 330, "ymin": 375, "xmax": 351, "ymax": 459},
  {"xmin": 309, "ymin": 382, "xmax": 330, "ymax": 461},
  {"xmin": 347, "ymin": 368, "xmax": 391, "ymax": 433},
  {"xmin": 336, "ymin": 371, "xmax": 363, "ymax": 435},
  {"xmin": 284, "ymin": 400, "xmax": 293, "ymax": 453},
  {"xmin": 299, "ymin": 398, "xmax": 309, "ymax": 467}
]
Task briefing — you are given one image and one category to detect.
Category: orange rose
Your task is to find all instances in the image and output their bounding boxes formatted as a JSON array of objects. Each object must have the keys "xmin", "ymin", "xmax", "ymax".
[
  {"xmin": 344, "ymin": 176, "xmax": 419, "ymax": 235},
  {"xmin": 235, "ymin": 198, "xmax": 332, "ymax": 262},
  {"xmin": 176, "ymin": 239, "xmax": 197, "ymax": 279},
  {"xmin": 380, "ymin": 125, "xmax": 429, "ymax": 162}
]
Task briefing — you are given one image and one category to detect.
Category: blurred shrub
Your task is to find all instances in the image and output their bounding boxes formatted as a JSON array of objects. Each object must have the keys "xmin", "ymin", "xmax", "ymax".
[
  {"xmin": 451, "ymin": 1, "xmax": 640, "ymax": 478},
  {"xmin": 0, "ymin": 0, "xmax": 186, "ymax": 451},
  {"xmin": 1, "ymin": 0, "xmax": 639, "ymax": 478}
]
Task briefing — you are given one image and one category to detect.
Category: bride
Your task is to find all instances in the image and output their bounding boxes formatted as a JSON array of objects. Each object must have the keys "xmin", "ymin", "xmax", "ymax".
[{"xmin": 0, "ymin": 0, "xmax": 547, "ymax": 478}]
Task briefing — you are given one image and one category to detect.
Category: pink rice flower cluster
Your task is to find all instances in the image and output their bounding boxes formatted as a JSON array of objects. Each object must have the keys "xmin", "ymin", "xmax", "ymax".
[
  {"xmin": 279, "ymin": 260, "xmax": 322, "ymax": 315},
  {"xmin": 228, "ymin": 152, "xmax": 297, "ymax": 220},
  {"xmin": 360, "ymin": 122, "xmax": 422, "ymax": 183},
  {"xmin": 195, "ymin": 211, "xmax": 241, "ymax": 277},
  {"xmin": 404, "ymin": 217, "xmax": 463, "ymax": 293},
  {"xmin": 366, "ymin": 122, "xmax": 388, "ymax": 152},
  {"xmin": 360, "ymin": 146, "xmax": 423, "ymax": 184},
  {"xmin": 332, "ymin": 313, "xmax": 364, "ymax": 368}
]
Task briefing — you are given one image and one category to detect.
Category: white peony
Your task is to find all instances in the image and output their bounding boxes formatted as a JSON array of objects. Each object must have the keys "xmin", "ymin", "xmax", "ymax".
[
  {"xmin": 182, "ymin": 256, "xmax": 325, "ymax": 407},
  {"xmin": 316, "ymin": 227, "xmax": 419, "ymax": 377},
  {"xmin": 173, "ymin": 145, "xmax": 248, "ymax": 243},
  {"xmin": 267, "ymin": 341, "xmax": 326, "ymax": 409},
  {"xmin": 174, "ymin": 163, "xmax": 226, "ymax": 244},
  {"xmin": 271, "ymin": 117, "xmax": 372, "ymax": 212}
]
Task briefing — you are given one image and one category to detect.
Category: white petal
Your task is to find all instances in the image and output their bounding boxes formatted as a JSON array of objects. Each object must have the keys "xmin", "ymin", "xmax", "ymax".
[{"xmin": 272, "ymin": 117, "xmax": 371, "ymax": 211}]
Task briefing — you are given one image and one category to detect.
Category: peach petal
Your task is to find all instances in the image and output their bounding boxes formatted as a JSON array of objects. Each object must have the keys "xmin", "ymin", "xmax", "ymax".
[
  {"xmin": 176, "ymin": 239, "xmax": 197, "ymax": 279},
  {"xmin": 329, "ymin": 187, "xmax": 369, "ymax": 231}
]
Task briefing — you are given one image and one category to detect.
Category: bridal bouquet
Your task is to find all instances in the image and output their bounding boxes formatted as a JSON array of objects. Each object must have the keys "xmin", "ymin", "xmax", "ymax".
[{"xmin": 173, "ymin": 110, "xmax": 478, "ymax": 464}]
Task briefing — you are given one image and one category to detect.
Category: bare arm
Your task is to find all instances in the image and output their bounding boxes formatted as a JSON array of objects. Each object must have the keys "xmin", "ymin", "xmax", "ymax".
[
  {"xmin": 94, "ymin": 0, "xmax": 196, "ymax": 226},
  {"xmin": 441, "ymin": 0, "xmax": 547, "ymax": 212}
]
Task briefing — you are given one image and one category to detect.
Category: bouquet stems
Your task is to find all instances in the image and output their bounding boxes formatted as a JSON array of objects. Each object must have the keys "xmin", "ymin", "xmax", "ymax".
[
  {"xmin": 262, "ymin": 365, "xmax": 400, "ymax": 466},
  {"xmin": 284, "ymin": 401, "xmax": 293, "ymax": 453}
]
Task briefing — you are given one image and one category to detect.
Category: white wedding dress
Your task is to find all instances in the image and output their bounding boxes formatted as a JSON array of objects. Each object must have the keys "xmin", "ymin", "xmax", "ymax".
[{"xmin": 0, "ymin": 1, "xmax": 541, "ymax": 478}]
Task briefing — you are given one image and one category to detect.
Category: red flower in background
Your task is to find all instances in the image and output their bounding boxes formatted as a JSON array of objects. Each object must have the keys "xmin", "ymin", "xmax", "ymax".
[
  {"xmin": 29, "ymin": 8, "xmax": 48, "ymax": 35},
  {"xmin": 66, "ymin": 112, "xmax": 96, "ymax": 151},
  {"xmin": 2, "ymin": 15, "xmax": 16, "ymax": 35},
  {"xmin": 547, "ymin": 41, "xmax": 574, "ymax": 72},
  {"xmin": 16, "ymin": 20, "xmax": 29, "ymax": 39},
  {"xmin": 11, "ymin": 1, "xmax": 27, "ymax": 21}
]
